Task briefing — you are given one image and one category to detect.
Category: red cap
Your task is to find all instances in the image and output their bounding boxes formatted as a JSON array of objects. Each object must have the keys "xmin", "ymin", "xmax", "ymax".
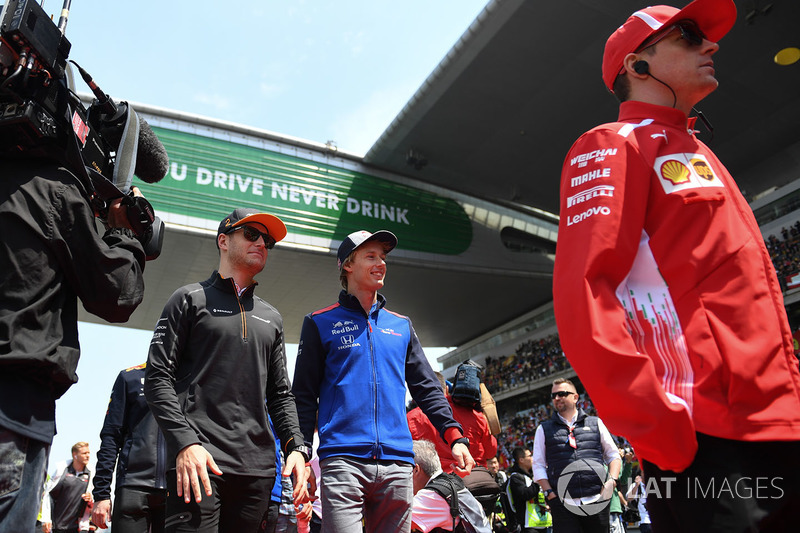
[{"xmin": 602, "ymin": 0, "xmax": 737, "ymax": 92}]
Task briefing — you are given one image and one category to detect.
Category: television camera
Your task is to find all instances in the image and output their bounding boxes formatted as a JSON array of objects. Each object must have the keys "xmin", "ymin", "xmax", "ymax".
[{"xmin": 0, "ymin": 0, "xmax": 167, "ymax": 259}]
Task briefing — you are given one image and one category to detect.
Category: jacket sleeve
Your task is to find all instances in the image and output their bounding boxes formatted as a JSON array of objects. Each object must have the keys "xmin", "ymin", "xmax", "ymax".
[
  {"xmin": 291, "ymin": 315, "xmax": 325, "ymax": 447},
  {"xmin": 480, "ymin": 414, "xmax": 498, "ymax": 461},
  {"xmin": 509, "ymin": 472, "xmax": 539, "ymax": 505},
  {"xmin": 52, "ymin": 175, "xmax": 146, "ymax": 323},
  {"xmin": 144, "ymin": 289, "xmax": 200, "ymax": 457},
  {"xmin": 265, "ymin": 324, "xmax": 305, "ymax": 458},
  {"xmin": 552, "ymin": 128, "xmax": 697, "ymax": 472},
  {"xmin": 404, "ymin": 320, "xmax": 462, "ymax": 443},
  {"xmin": 92, "ymin": 371, "xmax": 127, "ymax": 501},
  {"xmin": 406, "ymin": 407, "xmax": 439, "ymax": 444},
  {"xmin": 79, "ymin": 472, "xmax": 94, "ymax": 531},
  {"xmin": 40, "ymin": 461, "xmax": 66, "ymax": 523}
]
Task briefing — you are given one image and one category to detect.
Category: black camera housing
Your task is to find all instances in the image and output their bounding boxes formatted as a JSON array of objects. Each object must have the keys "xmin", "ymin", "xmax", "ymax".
[{"xmin": 0, "ymin": 0, "xmax": 163, "ymax": 259}]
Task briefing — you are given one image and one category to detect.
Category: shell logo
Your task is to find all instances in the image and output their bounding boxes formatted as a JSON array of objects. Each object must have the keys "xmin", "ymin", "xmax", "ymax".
[{"xmin": 660, "ymin": 160, "xmax": 690, "ymax": 185}]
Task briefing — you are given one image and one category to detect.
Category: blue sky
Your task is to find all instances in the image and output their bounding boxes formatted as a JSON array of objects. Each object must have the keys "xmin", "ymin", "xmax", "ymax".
[
  {"xmin": 48, "ymin": 0, "xmax": 482, "ymax": 469},
  {"xmin": 63, "ymin": 0, "xmax": 487, "ymax": 156}
]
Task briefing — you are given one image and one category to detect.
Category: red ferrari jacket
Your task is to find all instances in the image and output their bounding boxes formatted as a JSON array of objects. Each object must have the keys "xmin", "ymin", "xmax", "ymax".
[
  {"xmin": 407, "ymin": 397, "xmax": 497, "ymax": 472},
  {"xmin": 553, "ymin": 100, "xmax": 800, "ymax": 472}
]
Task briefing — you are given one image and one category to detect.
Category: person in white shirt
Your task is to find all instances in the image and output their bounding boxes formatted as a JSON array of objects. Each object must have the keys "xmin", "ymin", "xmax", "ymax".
[{"xmin": 411, "ymin": 440, "xmax": 490, "ymax": 533}]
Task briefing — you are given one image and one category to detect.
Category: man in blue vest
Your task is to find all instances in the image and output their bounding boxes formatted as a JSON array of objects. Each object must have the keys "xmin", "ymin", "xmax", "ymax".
[{"xmin": 532, "ymin": 379, "xmax": 621, "ymax": 532}]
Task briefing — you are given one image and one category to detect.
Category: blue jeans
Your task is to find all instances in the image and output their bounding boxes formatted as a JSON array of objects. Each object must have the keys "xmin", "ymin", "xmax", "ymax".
[
  {"xmin": 320, "ymin": 456, "xmax": 412, "ymax": 533},
  {"xmin": 0, "ymin": 428, "xmax": 50, "ymax": 533}
]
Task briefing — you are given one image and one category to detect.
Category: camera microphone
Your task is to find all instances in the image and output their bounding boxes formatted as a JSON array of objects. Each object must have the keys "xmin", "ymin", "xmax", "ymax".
[{"xmin": 133, "ymin": 117, "xmax": 169, "ymax": 183}]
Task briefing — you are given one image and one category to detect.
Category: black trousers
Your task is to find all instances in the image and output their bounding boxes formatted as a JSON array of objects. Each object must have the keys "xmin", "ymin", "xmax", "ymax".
[
  {"xmin": 642, "ymin": 433, "xmax": 800, "ymax": 533},
  {"xmin": 548, "ymin": 496, "xmax": 610, "ymax": 533},
  {"xmin": 111, "ymin": 486, "xmax": 167, "ymax": 533},
  {"xmin": 164, "ymin": 470, "xmax": 273, "ymax": 533}
]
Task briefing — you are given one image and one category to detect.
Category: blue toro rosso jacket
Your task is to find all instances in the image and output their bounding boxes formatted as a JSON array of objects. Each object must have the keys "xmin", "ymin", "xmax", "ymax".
[{"xmin": 292, "ymin": 291, "xmax": 461, "ymax": 463}]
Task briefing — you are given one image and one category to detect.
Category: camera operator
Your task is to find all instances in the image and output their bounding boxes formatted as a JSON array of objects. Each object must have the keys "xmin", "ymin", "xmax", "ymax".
[{"xmin": 0, "ymin": 156, "xmax": 148, "ymax": 533}]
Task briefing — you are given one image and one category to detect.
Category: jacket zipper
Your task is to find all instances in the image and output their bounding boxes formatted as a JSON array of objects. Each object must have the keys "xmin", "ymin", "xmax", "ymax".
[
  {"xmin": 232, "ymin": 279, "xmax": 248, "ymax": 342},
  {"xmin": 368, "ymin": 314, "xmax": 379, "ymax": 459}
]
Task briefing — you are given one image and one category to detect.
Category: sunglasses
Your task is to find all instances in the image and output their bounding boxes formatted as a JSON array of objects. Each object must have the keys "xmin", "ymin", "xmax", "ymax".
[
  {"xmin": 552, "ymin": 391, "xmax": 576, "ymax": 399},
  {"xmin": 228, "ymin": 225, "xmax": 276, "ymax": 249},
  {"xmin": 637, "ymin": 20, "xmax": 707, "ymax": 52}
]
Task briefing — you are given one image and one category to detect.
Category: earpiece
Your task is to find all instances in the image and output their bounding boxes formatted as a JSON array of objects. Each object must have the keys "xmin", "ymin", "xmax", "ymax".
[{"xmin": 634, "ymin": 60, "xmax": 650, "ymax": 75}]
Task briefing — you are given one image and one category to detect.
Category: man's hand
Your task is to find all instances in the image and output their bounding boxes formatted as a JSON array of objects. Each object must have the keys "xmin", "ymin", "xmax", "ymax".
[
  {"xmin": 601, "ymin": 478, "xmax": 616, "ymax": 500},
  {"xmin": 91, "ymin": 499, "xmax": 111, "ymax": 529},
  {"xmin": 42, "ymin": 522, "xmax": 52, "ymax": 533},
  {"xmin": 284, "ymin": 450, "xmax": 313, "ymax": 505},
  {"xmin": 450, "ymin": 442, "xmax": 475, "ymax": 477},
  {"xmin": 305, "ymin": 467, "xmax": 318, "ymax": 502},
  {"xmin": 176, "ymin": 444, "xmax": 222, "ymax": 503},
  {"xmin": 107, "ymin": 186, "xmax": 143, "ymax": 230},
  {"xmin": 296, "ymin": 501, "xmax": 313, "ymax": 522}
]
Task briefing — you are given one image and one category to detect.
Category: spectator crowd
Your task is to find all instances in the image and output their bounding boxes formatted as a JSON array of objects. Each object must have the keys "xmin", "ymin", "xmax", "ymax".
[
  {"xmin": 482, "ymin": 335, "xmax": 571, "ymax": 393},
  {"xmin": 765, "ymin": 221, "xmax": 800, "ymax": 292}
]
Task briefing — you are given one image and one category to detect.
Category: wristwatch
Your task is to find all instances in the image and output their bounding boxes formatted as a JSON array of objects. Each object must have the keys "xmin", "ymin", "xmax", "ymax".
[
  {"xmin": 543, "ymin": 489, "xmax": 555, "ymax": 499},
  {"xmin": 291, "ymin": 444, "xmax": 312, "ymax": 462}
]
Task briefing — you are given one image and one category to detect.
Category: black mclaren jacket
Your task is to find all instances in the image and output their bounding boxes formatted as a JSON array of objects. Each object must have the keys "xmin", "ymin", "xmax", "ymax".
[
  {"xmin": 93, "ymin": 364, "xmax": 167, "ymax": 502},
  {"xmin": 0, "ymin": 159, "xmax": 146, "ymax": 443},
  {"xmin": 144, "ymin": 271, "xmax": 304, "ymax": 477}
]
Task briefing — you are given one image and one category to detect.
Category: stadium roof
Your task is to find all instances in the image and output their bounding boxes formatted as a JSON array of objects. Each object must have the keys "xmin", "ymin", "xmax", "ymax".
[{"xmin": 365, "ymin": 0, "xmax": 800, "ymax": 216}]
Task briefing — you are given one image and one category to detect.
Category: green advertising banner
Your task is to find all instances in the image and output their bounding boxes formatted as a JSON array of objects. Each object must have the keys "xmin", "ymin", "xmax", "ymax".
[{"xmin": 134, "ymin": 127, "xmax": 472, "ymax": 255}]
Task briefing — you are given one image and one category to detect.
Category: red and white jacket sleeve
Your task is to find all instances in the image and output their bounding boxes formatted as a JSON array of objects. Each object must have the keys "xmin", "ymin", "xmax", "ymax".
[{"xmin": 553, "ymin": 127, "xmax": 697, "ymax": 472}]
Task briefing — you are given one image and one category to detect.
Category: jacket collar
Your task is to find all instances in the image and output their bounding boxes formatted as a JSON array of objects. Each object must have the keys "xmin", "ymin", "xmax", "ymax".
[
  {"xmin": 551, "ymin": 408, "xmax": 587, "ymax": 427},
  {"xmin": 619, "ymin": 100, "xmax": 698, "ymax": 133},
  {"xmin": 338, "ymin": 290, "xmax": 387, "ymax": 317},
  {"xmin": 207, "ymin": 270, "xmax": 257, "ymax": 297},
  {"xmin": 509, "ymin": 463, "xmax": 532, "ymax": 477}
]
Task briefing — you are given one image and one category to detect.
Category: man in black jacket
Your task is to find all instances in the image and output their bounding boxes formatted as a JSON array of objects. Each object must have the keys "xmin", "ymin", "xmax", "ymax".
[
  {"xmin": 0, "ymin": 159, "xmax": 147, "ymax": 533},
  {"xmin": 145, "ymin": 208, "xmax": 309, "ymax": 532},
  {"xmin": 507, "ymin": 447, "xmax": 548, "ymax": 532},
  {"xmin": 41, "ymin": 442, "xmax": 94, "ymax": 533},
  {"xmin": 92, "ymin": 363, "xmax": 167, "ymax": 532}
]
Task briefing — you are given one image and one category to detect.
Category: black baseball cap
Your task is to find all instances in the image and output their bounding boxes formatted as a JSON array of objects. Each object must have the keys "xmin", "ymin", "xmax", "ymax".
[
  {"xmin": 217, "ymin": 208, "xmax": 287, "ymax": 246},
  {"xmin": 337, "ymin": 230, "xmax": 398, "ymax": 268}
]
